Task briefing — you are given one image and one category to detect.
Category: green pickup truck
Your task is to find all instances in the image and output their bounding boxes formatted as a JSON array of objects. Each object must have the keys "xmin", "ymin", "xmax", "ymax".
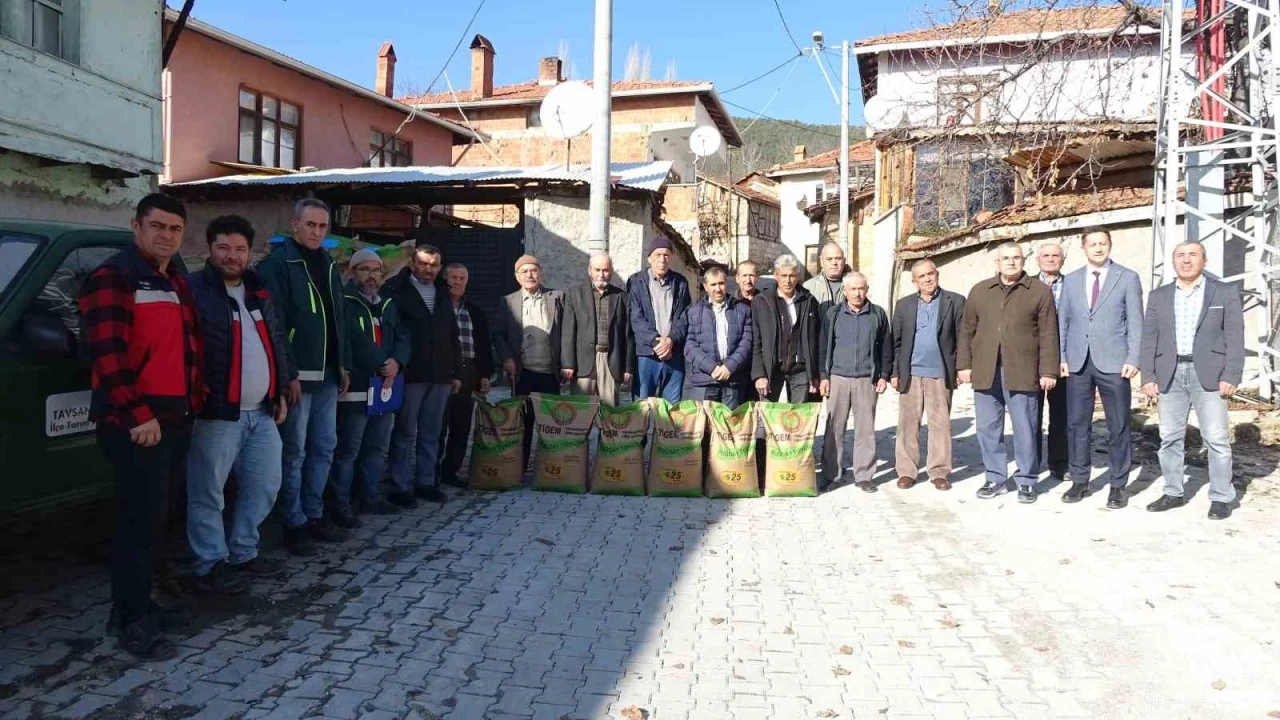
[{"xmin": 0, "ymin": 220, "xmax": 182, "ymax": 514}]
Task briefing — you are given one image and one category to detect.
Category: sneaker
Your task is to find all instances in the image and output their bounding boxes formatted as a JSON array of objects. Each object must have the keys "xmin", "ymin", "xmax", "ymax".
[
  {"xmin": 118, "ymin": 615, "xmax": 178, "ymax": 661},
  {"xmin": 283, "ymin": 525, "xmax": 317, "ymax": 556},
  {"xmin": 1062, "ymin": 483, "xmax": 1088, "ymax": 504},
  {"xmin": 1146, "ymin": 494, "xmax": 1186, "ymax": 513},
  {"xmin": 1207, "ymin": 501, "xmax": 1232, "ymax": 520},
  {"xmin": 362, "ymin": 498, "xmax": 402, "ymax": 516},
  {"xmin": 440, "ymin": 472, "xmax": 466, "ymax": 489},
  {"xmin": 415, "ymin": 486, "xmax": 447, "ymax": 503},
  {"xmin": 331, "ymin": 508, "xmax": 363, "ymax": 530},
  {"xmin": 1106, "ymin": 486, "xmax": 1128, "ymax": 510},
  {"xmin": 194, "ymin": 561, "xmax": 248, "ymax": 594},
  {"xmin": 976, "ymin": 481, "xmax": 1010, "ymax": 499},
  {"xmin": 307, "ymin": 517, "xmax": 351, "ymax": 543},
  {"xmin": 106, "ymin": 601, "xmax": 191, "ymax": 638},
  {"xmin": 856, "ymin": 481, "xmax": 878, "ymax": 494},
  {"xmin": 231, "ymin": 556, "xmax": 286, "ymax": 578},
  {"xmin": 1017, "ymin": 486, "xmax": 1037, "ymax": 504},
  {"xmin": 387, "ymin": 492, "xmax": 418, "ymax": 510}
]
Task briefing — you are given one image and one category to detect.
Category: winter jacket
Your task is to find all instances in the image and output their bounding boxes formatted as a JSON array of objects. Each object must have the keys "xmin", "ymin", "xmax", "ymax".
[
  {"xmin": 382, "ymin": 267, "xmax": 459, "ymax": 384},
  {"xmin": 684, "ymin": 296, "xmax": 753, "ymax": 386},
  {"xmin": 253, "ymin": 237, "xmax": 349, "ymax": 391},
  {"xmin": 626, "ymin": 269, "xmax": 692, "ymax": 360},
  {"xmin": 341, "ymin": 280, "xmax": 412, "ymax": 403}
]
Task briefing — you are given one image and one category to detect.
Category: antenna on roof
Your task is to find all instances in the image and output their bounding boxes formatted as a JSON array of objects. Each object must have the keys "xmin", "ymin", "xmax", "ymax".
[{"xmin": 539, "ymin": 81, "xmax": 595, "ymax": 169}]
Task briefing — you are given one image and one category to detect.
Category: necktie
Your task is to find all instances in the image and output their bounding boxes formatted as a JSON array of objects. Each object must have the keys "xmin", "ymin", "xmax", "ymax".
[{"xmin": 1090, "ymin": 271, "xmax": 1101, "ymax": 309}]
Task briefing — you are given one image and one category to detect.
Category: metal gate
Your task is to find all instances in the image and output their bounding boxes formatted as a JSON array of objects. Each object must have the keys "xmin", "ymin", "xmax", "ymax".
[{"xmin": 432, "ymin": 225, "xmax": 525, "ymax": 326}]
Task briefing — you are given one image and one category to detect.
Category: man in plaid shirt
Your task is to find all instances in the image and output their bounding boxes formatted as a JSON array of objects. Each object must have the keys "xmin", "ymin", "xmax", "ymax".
[
  {"xmin": 438, "ymin": 263, "xmax": 494, "ymax": 487},
  {"xmin": 78, "ymin": 194, "xmax": 204, "ymax": 660}
]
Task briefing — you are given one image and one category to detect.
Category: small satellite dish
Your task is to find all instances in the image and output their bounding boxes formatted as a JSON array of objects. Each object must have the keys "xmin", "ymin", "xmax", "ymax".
[
  {"xmin": 863, "ymin": 94, "xmax": 899, "ymax": 135},
  {"xmin": 689, "ymin": 126, "xmax": 722, "ymax": 158},
  {"xmin": 539, "ymin": 81, "xmax": 594, "ymax": 139}
]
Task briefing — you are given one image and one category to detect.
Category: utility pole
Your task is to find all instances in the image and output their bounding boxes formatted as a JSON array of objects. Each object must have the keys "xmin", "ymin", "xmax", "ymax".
[
  {"xmin": 587, "ymin": 0, "xmax": 613, "ymax": 253},
  {"xmin": 838, "ymin": 40, "xmax": 850, "ymax": 255}
]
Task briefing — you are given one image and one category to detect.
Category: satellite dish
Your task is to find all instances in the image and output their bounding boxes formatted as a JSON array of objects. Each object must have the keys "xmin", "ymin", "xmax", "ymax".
[
  {"xmin": 862, "ymin": 94, "xmax": 900, "ymax": 135},
  {"xmin": 689, "ymin": 126, "xmax": 722, "ymax": 158},
  {"xmin": 539, "ymin": 81, "xmax": 594, "ymax": 139}
]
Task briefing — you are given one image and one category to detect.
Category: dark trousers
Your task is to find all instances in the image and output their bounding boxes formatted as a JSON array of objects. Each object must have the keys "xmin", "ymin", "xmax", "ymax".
[
  {"xmin": 1066, "ymin": 355, "xmax": 1132, "ymax": 487},
  {"xmin": 688, "ymin": 383, "xmax": 743, "ymax": 409},
  {"xmin": 516, "ymin": 369, "xmax": 560, "ymax": 465},
  {"xmin": 1036, "ymin": 377, "xmax": 1068, "ymax": 476},
  {"xmin": 767, "ymin": 367, "xmax": 816, "ymax": 403},
  {"xmin": 439, "ymin": 360, "xmax": 479, "ymax": 479},
  {"xmin": 98, "ymin": 421, "xmax": 191, "ymax": 628}
]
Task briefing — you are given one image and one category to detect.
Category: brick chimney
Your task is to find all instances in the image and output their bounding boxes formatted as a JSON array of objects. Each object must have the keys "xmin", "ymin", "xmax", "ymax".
[
  {"xmin": 375, "ymin": 42, "xmax": 396, "ymax": 97},
  {"xmin": 538, "ymin": 57, "xmax": 563, "ymax": 86},
  {"xmin": 793, "ymin": 145, "xmax": 807, "ymax": 162},
  {"xmin": 470, "ymin": 34, "xmax": 495, "ymax": 98}
]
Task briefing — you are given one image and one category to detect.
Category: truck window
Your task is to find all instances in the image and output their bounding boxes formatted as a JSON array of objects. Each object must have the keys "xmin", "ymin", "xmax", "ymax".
[
  {"xmin": 33, "ymin": 246, "xmax": 121, "ymax": 343},
  {"xmin": 0, "ymin": 234, "xmax": 44, "ymax": 300}
]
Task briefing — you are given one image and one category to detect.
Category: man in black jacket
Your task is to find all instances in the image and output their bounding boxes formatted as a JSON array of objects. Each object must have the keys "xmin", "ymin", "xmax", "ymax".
[
  {"xmin": 186, "ymin": 215, "xmax": 291, "ymax": 595},
  {"xmin": 890, "ymin": 259, "xmax": 965, "ymax": 491},
  {"xmin": 438, "ymin": 262, "xmax": 495, "ymax": 487},
  {"xmin": 561, "ymin": 252, "xmax": 634, "ymax": 407},
  {"xmin": 383, "ymin": 245, "xmax": 460, "ymax": 505},
  {"xmin": 751, "ymin": 254, "xmax": 820, "ymax": 402}
]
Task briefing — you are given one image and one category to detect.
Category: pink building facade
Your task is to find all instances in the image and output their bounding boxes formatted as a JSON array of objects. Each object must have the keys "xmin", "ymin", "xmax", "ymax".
[{"xmin": 161, "ymin": 14, "xmax": 472, "ymax": 185}]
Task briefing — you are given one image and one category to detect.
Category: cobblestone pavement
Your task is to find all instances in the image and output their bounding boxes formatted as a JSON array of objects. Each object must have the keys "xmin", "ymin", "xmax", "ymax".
[{"xmin": 1, "ymin": 389, "xmax": 1279, "ymax": 720}]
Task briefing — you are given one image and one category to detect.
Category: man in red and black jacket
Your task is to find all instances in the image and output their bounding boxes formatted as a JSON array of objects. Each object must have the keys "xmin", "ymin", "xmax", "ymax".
[{"xmin": 78, "ymin": 193, "xmax": 204, "ymax": 661}]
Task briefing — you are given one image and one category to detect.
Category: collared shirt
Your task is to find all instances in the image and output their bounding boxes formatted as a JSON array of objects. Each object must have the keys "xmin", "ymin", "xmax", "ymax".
[
  {"xmin": 410, "ymin": 275, "xmax": 437, "ymax": 313},
  {"xmin": 594, "ymin": 287, "xmax": 611, "ymax": 351},
  {"xmin": 456, "ymin": 303, "xmax": 475, "ymax": 360},
  {"xmin": 782, "ymin": 292, "xmax": 798, "ymax": 326},
  {"xmin": 710, "ymin": 300, "xmax": 730, "ymax": 362},
  {"xmin": 1039, "ymin": 272, "xmax": 1063, "ymax": 307},
  {"xmin": 909, "ymin": 293, "xmax": 944, "ymax": 379},
  {"xmin": 648, "ymin": 269, "xmax": 674, "ymax": 338},
  {"xmin": 1174, "ymin": 277, "xmax": 1205, "ymax": 356},
  {"xmin": 521, "ymin": 288, "xmax": 553, "ymax": 372},
  {"xmin": 830, "ymin": 302, "xmax": 876, "ymax": 378},
  {"xmin": 1086, "ymin": 261, "xmax": 1111, "ymax": 309}
]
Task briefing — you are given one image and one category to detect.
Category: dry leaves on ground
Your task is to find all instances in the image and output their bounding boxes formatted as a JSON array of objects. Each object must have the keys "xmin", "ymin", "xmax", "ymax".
[
  {"xmin": 832, "ymin": 666, "xmax": 851, "ymax": 676},
  {"xmin": 620, "ymin": 707, "xmax": 650, "ymax": 720},
  {"xmin": 838, "ymin": 645, "xmax": 853, "ymax": 655},
  {"xmin": 817, "ymin": 710, "xmax": 839, "ymax": 718},
  {"xmin": 1212, "ymin": 679, "xmax": 1227, "ymax": 690},
  {"xmin": 709, "ymin": 617, "xmax": 726, "ymax": 625},
  {"xmin": 897, "ymin": 640, "xmax": 915, "ymax": 648},
  {"xmin": 890, "ymin": 593, "xmax": 910, "ymax": 606}
]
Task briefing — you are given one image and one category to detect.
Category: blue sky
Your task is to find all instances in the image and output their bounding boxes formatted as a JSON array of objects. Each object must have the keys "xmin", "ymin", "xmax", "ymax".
[{"xmin": 180, "ymin": 0, "xmax": 927, "ymax": 128}]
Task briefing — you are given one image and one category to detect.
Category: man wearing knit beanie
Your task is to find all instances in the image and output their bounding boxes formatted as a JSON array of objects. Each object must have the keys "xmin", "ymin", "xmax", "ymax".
[{"xmin": 626, "ymin": 236, "xmax": 692, "ymax": 403}]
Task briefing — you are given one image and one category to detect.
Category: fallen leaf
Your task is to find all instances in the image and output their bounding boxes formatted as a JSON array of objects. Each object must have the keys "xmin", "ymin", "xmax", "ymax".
[
  {"xmin": 897, "ymin": 640, "xmax": 915, "ymax": 648},
  {"xmin": 1275, "ymin": 582, "xmax": 1279, "ymax": 589},
  {"xmin": 832, "ymin": 666, "xmax": 851, "ymax": 676},
  {"xmin": 1212, "ymin": 679, "xmax": 1226, "ymax": 691},
  {"xmin": 878, "ymin": 708, "xmax": 889, "ymax": 715},
  {"xmin": 621, "ymin": 706, "xmax": 650, "ymax": 720},
  {"xmin": 890, "ymin": 594, "xmax": 910, "ymax": 606},
  {"xmin": 941, "ymin": 616, "xmax": 959, "ymax": 628},
  {"xmin": 1145, "ymin": 600, "xmax": 1155, "ymax": 609},
  {"xmin": 1034, "ymin": 646, "xmax": 1050, "ymax": 652},
  {"xmin": 668, "ymin": 545, "xmax": 684, "ymax": 551},
  {"xmin": 708, "ymin": 549, "xmax": 718, "ymax": 555},
  {"xmin": 534, "ymin": 537, "xmax": 554, "ymax": 546},
  {"xmin": 732, "ymin": 672, "xmax": 745, "ymax": 680},
  {"xmin": 673, "ymin": 663, "xmax": 685, "ymax": 669},
  {"xmin": 1059, "ymin": 558, "xmax": 1072, "ymax": 565},
  {"xmin": 443, "ymin": 697, "xmax": 457, "ymax": 707},
  {"xmin": 709, "ymin": 617, "xmax": 726, "ymax": 625},
  {"xmin": 838, "ymin": 645, "xmax": 853, "ymax": 655},
  {"xmin": 1266, "ymin": 711, "xmax": 1280, "ymax": 718},
  {"xmin": 1091, "ymin": 538, "xmax": 1106, "ymax": 542},
  {"xmin": 1167, "ymin": 595, "xmax": 1177, "ymax": 600},
  {"xmin": 464, "ymin": 665, "xmax": 478, "ymax": 679},
  {"xmin": 783, "ymin": 626, "xmax": 795, "ymax": 635},
  {"xmin": 817, "ymin": 710, "xmax": 839, "ymax": 718},
  {"xmin": 445, "ymin": 628, "xmax": 459, "ymax": 639}
]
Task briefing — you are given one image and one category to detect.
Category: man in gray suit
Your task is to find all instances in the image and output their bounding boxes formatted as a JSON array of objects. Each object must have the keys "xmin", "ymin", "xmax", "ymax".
[
  {"xmin": 494, "ymin": 254, "xmax": 563, "ymax": 463},
  {"xmin": 1139, "ymin": 241, "xmax": 1244, "ymax": 520},
  {"xmin": 1057, "ymin": 228, "xmax": 1144, "ymax": 509}
]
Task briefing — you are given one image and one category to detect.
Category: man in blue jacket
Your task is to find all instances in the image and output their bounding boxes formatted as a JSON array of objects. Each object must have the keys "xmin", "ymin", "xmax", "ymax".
[
  {"xmin": 330, "ymin": 249, "xmax": 411, "ymax": 527},
  {"xmin": 254, "ymin": 198, "xmax": 351, "ymax": 556},
  {"xmin": 684, "ymin": 266, "xmax": 752, "ymax": 408},
  {"xmin": 627, "ymin": 237, "xmax": 691, "ymax": 403}
]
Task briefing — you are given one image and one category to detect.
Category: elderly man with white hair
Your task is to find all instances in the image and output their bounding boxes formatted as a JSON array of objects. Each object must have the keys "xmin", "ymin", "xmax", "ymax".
[
  {"xmin": 561, "ymin": 252, "xmax": 634, "ymax": 406},
  {"xmin": 750, "ymin": 254, "xmax": 821, "ymax": 403},
  {"xmin": 818, "ymin": 271, "xmax": 892, "ymax": 493}
]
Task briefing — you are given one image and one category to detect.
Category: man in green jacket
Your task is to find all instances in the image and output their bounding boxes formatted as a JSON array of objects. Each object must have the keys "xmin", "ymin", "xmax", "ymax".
[
  {"xmin": 330, "ymin": 249, "xmax": 411, "ymax": 527},
  {"xmin": 255, "ymin": 199, "xmax": 351, "ymax": 555}
]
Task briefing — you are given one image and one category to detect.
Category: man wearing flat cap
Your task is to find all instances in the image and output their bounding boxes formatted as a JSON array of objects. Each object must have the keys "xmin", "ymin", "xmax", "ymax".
[
  {"xmin": 494, "ymin": 254, "xmax": 564, "ymax": 464},
  {"xmin": 627, "ymin": 237, "xmax": 692, "ymax": 403}
]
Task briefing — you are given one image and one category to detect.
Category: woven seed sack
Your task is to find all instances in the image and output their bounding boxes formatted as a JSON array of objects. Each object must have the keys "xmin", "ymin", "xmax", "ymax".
[
  {"xmin": 648, "ymin": 399, "xmax": 706, "ymax": 497},
  {"xmin": 532, "ymin": 393, "xmax": 599, "ymax": 493},
  {"xmin": 759, "ymin": 402, "xmax": 820, "ymax": 497},
  {"xmin": 592, "ymin": 401, "xmax": 650, "ymax": 496},
  {"xmin": 468, "ymin": 397, "xmax": 526, "ymax": 491},
  {"xmin": 704, "ymin": 401, "xmax": 761, "ymax": 498}
]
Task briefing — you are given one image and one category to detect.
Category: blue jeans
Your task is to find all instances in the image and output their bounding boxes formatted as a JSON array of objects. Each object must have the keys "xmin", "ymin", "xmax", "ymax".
[
  {"xmin": 278, "ymin": 380, "xmax": 339, "ymax": 528},
  {"xmin": 637, "ymin": 355, "xmax": 684, "ymax": 403},
  {"xmin": 1158, "ymin": 362, "xmax": 1235, "ymax": 503},
  {"xmin": 389, "ymin": 382, "xmax": 451, "ymax": 491},
  {"xmin": 974, "ymin": 366, "xmax": 1040, "ymax": 489},
  {"xmin": 332, "ymin": 402, "xmax": 395, "ymax": 512},
  {"xmin": 187, "ymin": 408, "xmax": 283, "ymax": 576}
]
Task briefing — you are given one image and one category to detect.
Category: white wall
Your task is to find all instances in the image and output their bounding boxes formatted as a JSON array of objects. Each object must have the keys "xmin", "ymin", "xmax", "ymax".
[
  {"xmin": 0, "ymin": 0, "xmax": 163, "ymax": 173},
  {"xmin": 870, "ymin": 40, "xmax": 1195, "ymax": 127},
  {"xmin": 775, "ymin": 171, "xmax": 827, "ymax": 260}
]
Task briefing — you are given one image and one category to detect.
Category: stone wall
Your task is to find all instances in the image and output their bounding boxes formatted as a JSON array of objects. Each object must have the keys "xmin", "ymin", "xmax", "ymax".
[{"xmin": 0, "ymin": 152, "xmax": 154, "ymax": 228}]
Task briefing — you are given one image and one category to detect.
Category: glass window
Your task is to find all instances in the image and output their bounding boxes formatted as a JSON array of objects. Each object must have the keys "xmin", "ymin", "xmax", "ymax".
[
  {"xmin": 236, "ymin": 88, "xmax": 300, "ymax": 169},
  {"xmin": 32, "ymin": 1, "xmax": 60, "ymax": 55},
  {"xmin": 369, "ymin": 129, "xmax": 411, "ymax": 167},
  {"xmin": 0, "ymin": 233, "xmax": 44, "ymax": 302},
  {"xmin": 238, "ymin": 113, "xmax": 256, "ymax": 163},
  {"xmin": 281, "ymin": 102, "xmax": 299, "ymax": 126},
  {"xmin": 239, "ymin": 89, "xmax": 257, "ymax": 110}
]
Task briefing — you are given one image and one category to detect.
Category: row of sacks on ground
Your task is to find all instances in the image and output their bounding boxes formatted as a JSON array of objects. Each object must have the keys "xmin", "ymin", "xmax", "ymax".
[{"xmin": 469, "ymin": 394, "xmax": 822, "ymax": 498}]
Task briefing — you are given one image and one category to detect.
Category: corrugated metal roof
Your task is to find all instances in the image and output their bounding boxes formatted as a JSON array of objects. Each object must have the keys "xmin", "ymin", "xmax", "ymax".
[{"xmin": 166, "ymin": 161, "xmax": 674, "ymax": 193}]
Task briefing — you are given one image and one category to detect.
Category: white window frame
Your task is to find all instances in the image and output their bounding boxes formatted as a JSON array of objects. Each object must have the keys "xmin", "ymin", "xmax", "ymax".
[{"xmin": 0, "ymin": 0, "xmax": 79, "ymax": 64}]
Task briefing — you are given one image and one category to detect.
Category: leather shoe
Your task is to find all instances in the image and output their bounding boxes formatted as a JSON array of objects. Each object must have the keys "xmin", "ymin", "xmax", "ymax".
[
  {"xmin": 1208, "ymin": 501, "xmax": 1232, "ymax": 520},
  {"xmin": 1106, "ymin": 486, "xmax": 1127, "ymax": 509},
  {"xmin": 283, "ymin": 525, "xmax": 316, "ymax": 557},
  {"xmin": 896, "ymin": 477, "xmax": 916, "ymax": 490},
  {"xmin": 387, "ymin": 492, "xmax": 418, "ymax": 510},
  {"xmin": 1061, "ymin": 483, "xmax": 1088, "ymax": 504},
  {"xmin": 416, "ymin": 486, "xmax": 448, "ymax": 503},
  {"xmin": 440, "ymin": 473, "xmax": 467, "ymax": 489},
  {"xmin": 931, "ymin": 477, "xmax": 951, "ymax": 491},
  {"xmin": 307, "ymin": 518, "xmax": 350, "ymax": 543},
  {"xmin": 362, "ymin": 498, "xmax": 402, "ymax": 515},
  {"xmin": 331, "ymin": 508, "xmax": 363, "ymax": 530},
  {"xmin": 1146, "ymin": 494, "xmax": 1186, "ymax": 512},
  {"xmin": 856, "ymin": 481, "xmax": 878, "ymax": 494}
]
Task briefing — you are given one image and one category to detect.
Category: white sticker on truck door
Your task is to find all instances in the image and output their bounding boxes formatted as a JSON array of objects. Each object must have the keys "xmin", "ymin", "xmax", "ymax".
[{"xmin": 46, "ymin": 391, "xmax": 95, "ymax": 437}]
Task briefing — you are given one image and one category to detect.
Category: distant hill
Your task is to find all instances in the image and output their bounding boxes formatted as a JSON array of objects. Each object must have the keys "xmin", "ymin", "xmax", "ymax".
[{"xmin": 700, "ymin": 117, "xmax": 866, "ymax": 181}]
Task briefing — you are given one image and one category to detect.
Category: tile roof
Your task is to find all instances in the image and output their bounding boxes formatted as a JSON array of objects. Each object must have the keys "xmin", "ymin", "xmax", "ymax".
[
  {"xmin": 856, "ymin": 5, "xmax": 1171, "ymax": 49},
  {"xmin": 767, "ymin": 140, "xmax": 877, "ymax": 174},
  {"xmin": 399, "ymin": 80, "xmax": 709, "ymax": 106}
]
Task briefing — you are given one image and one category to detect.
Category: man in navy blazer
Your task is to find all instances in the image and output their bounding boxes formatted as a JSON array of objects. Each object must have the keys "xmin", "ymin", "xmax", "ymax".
[
  {"xmin": 684, "ymin": 266, "xmax": 753, "ymax": 408},
  {"xmin": 1139, "ymin": 241, "xmax": 1245, "ymax": 520},
  {"xmin": 1057, "ymin": 228, "xmax": 1144, "ymax": 509},
  {"xmin": 627, "ymin": 237, "xmax": 691, "ymax": 403}
]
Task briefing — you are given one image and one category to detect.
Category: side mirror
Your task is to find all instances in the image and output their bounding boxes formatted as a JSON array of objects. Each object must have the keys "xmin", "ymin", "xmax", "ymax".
[{"xmin": 21, "ymin": 310, "xmax": 75, "ymax": 360}]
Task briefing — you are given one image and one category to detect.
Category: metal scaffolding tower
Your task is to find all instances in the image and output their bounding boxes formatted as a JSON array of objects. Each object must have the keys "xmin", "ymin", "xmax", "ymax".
[{"xmin": 1153, "ymin": 0, "xmax": 1280, "ymax": 397}]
